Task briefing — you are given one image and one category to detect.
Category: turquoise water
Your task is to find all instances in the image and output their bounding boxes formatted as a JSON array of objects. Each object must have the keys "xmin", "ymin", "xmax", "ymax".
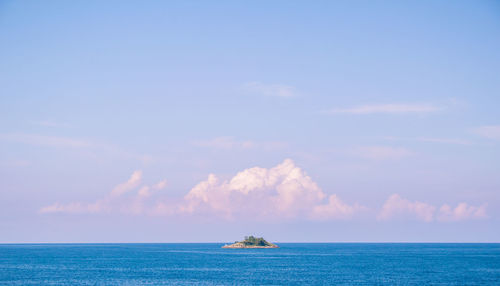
[{"xmin": 1, "ymin": 243, "xmax": 499, "ymax": 285}]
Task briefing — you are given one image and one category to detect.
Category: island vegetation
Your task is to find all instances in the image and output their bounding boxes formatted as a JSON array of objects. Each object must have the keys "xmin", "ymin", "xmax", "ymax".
[{"xmin": 222, "ymin": 236, "xmax": 278, "ymax": 248}]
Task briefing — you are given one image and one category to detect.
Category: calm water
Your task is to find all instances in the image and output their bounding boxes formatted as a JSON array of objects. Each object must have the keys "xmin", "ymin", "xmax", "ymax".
[{"xmin": 1, "ymin": 243, "xmax": 499, "ymax": 285}]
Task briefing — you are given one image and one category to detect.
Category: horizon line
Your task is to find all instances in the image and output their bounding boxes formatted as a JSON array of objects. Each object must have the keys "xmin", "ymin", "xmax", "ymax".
[{"xmin": 1, "ymin": 241, "xmax": 499, "ymax": 244}]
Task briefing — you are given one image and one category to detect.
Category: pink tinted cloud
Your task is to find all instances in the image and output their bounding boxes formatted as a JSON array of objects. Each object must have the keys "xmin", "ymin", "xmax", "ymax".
[
  {"xmin": 152, "ymin": 180, "xmax": 167, "ymax": 190},
  {"xmin": 474, "ymin": 125, "xmax": 500, "ymax": 140},
  {"xmin": 110, "ymin": 171, "xmax": 143, "ymax": 196},
  {"xmin": 40, "ymin": 162, "xmax": 488, "ymax": 224},
  {"xmin": 181, "ymin": 159, "xmax": 362, "ymax": 220},
  {"xmin": 437, "ymin": 203, "xmax": 487, "ymax": 222},
  {"xmin": 40, "ymin": 171, "xmax": 167, "ymax": 215},
  {"xmin": 40, "ymin": 160, "xmax": 362, "ymax": 220},
  {"xmin": 378, "ymin": 194, "xmax": 436, "ymax": 222},
  {"xmin": 378, "ymin": 194, "xmax": 488, "ymax": 222}
]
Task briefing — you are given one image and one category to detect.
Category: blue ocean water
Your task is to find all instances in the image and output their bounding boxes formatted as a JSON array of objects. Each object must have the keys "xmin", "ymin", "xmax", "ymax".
[{"xmin": 0, "ymin": 243, "xmax": 499, "ymax": 285}]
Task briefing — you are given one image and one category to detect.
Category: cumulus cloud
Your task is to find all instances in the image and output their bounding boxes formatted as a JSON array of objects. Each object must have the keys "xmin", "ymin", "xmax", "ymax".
[
  {"xmin": 111, "ymin": 171, "xmax": 143, "ymax": 196},
  {"xmin": 244, "ymin": 82, "xmax": 297, "ymax": 97},
  {"xmin": 137, "ymin": 186, "xmax": 151, "ymax": 198},
  {"xmin": 152, "ymin": 180, "xmax": 167, "ymax": 190},
  {"xmin": 40, "ymin": 163, "xmax": 487, "ymax": 224},
  {"xmin": 312, "ymin": 195, "xmax": 363, "ymax": 220},
  {"xmin": 378, "ymin": 194, "xmax": 488, "ymax": 222},
  {"xmin": 181, "ymin": 159, "xmax": 361, "ymax": 220},
  {"xmin": 474, "ymin": 125, "xmax": 500, "ymax": 140},
  {"xmin": 40, "ymin": 171, "xmax": 167, "ymax": 215},
  {"xmin": 328, "ymin": 103, "xmax": 441, "ymax": 114},
  {"xmin": 378, "ymin": 194, "xmax": 436, "ymax": 222},
  {"xmin": 437, "ymin": 203, "xmax": 487, "ymax": 222},
  {"xmin": 40, "ymin": 160, "xmax": 361, "ymax": 220}
]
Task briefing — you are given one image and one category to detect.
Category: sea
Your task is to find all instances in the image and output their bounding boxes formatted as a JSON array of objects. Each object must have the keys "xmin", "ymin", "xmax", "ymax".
[{"xmin": 1, "ymin": 243, "xmax": 499, "ymax": 285}]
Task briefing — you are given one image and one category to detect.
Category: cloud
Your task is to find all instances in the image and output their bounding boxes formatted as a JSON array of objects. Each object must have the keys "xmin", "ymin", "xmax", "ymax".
[
  {"xmin": 0, "ymin": 133, "xmax": 153, "ymax": 165},
  {"xmin": 181, "ymin": 159, "xmax": 361, "ymax": 220},
  {"xmin": 383, "ymin": 136, "xmax": 472, "ymax": 145},
  {"xmin": 437, "ymin": 203, "xmax": 487, "ymax": 222},
  {"xmin": 191, "ymin": 136, "xmax": 286, "ymax": 150},
  {"xmin": 378, "ymin": 194, "xmax": 488, "ymax": 222},
  {"xmin": 328, "ymin": 103, "xmax": 441, "ymax": 114},
  {"xmin": 378, "ymin": 194, "xmax": 436, "ymax": 222},
  {"xmin": 39, "ymin": 201, "xmax": 106, "ymax": 214},
  {"xmin": 40, "ymin": 160, "xmax": 362, "ymax": 221},
  {"xmin": 137, "ymin": 186, "xmax": 151, "ymax": 198},
  {"xmin": 416, "ymin": 137, "xmax": 472, "ymax": 145},
  {"xmin": 110, "ymin": 171, "xmax": 143, "ymax": 196},
  {"xmin": 40, "ymin": 171, "xmax": 167, "ymax": 215},
  {"xmin": 192, "ymin": 137, "xmax": 255, "ymax": 149},
  {"xmin": 30, "ymin": 120, "xmax": 70, "ymax": 128},
  {"xmin": 474, "ymin": 125, "xmax": 500, "ymax": 140},
  {"xmin": 244, "ymin": 82, "xmax": 297, "ymax": 97},
  {"xmin": 311, "ymin": 194, "xmax": 363, "ymax": 220},
  {"xmin": 40, "ymin": 163, "xmax": 487, "ymax": 224},
  {"xmin": 152, "ymin": 180, "xmax": 167, "ymax": 190},
  {"xmin": 0, "ymin": 133, "xmax": 91, "ymax": 148},
  {"xmin": 0, "ymin": 159, "xmax": 32, "ymax": 167},
  {"xmin": 353, "ymin": 146, "xmax": 413, "ymax": 160}
]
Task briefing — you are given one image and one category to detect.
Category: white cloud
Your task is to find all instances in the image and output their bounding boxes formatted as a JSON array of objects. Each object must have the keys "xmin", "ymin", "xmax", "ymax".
[
  {"xmin": 40, "ymin": 171, "xmax": 166, "ymax": 215},
  {"xmin": 244, "ymin": 82, "xmax": 297, "ymax": 97},
  {"xmin": 152, "ymin": 180, "xmax": 167, "ymax": 190},
  {"xmin": 40, "ymin": 160, "xmax": 361, "ymax": 220},
  {"xmin": 378, "ymin": 194, "xmax": 436, "ymax": 222},
  {"xmin": 137, "ymin": 186, "xmax": 151, "ymax": 198},
  {"xmin": 311, "ymin": 194, "xmax": 363, "ymax": 220},
  {"xmin": 111, "ymin": 171, "xmax": 143, "ymax": 196},
  {"xmin": 378, "ymin": 194, "xmax": 488, "ymax": 222},
  {"xmin": 474, "ymin": 125, "xmax": 500, "ymax": 140},
  {"xmin": 353, "ymin": 146, "xmax": 413, "ymax": 160},
  {"xmin": 416, "ymin": 137, "xmax": 472, "ymax": 145},
  {"xmin": 384, "ymin": 136, "xmax": 472, "ymax": 145},
  {"xmin": 39, "ymin": 202, "xmax": 104, "ymax": 214},
  {"xmin": 0, "ymin": 159, "xmax": 32, "ymax": 167},
  {"xmin": 329, "ymin": 103, "xmax": 441, "ymax": 114},
  {"xmin": 30, "ymin": 120, "xmax": 70, "ymax": 128},
  {"xmin": 191, "ymin": 136, "xmax": 286, "ymax": 150},
  {"xmin": 0, "ymin": 133, "xmax": 91, "ymax": 148},
  {"xmin": 437, "ymin": 203, "xmax": 487, "ymax": 222},
  {"xmin": 192, "ymin": 137, "xmax": 255, "ymax": 149},
  {"xmin": 181, "ymin": 159, "xmax": 361, "ymax": 220},
  {"xmin": 40, "ymin": 164, "xmax": 488, "ymax": 224},
  {"xmin": 0, "ymin": 133, "xmax": 153, "ymax": 165}
]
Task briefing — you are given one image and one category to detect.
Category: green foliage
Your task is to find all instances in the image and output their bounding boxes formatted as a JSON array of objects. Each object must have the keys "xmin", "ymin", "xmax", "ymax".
[{"xmin": 241, "ymin": 235, "xmax": 272, "ymax": 246}]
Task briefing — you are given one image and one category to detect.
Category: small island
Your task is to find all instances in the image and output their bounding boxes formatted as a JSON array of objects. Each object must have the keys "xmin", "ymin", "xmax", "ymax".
[{"xmin": 222, "ymin": 236, "xmax": 278, "ymax": 249}]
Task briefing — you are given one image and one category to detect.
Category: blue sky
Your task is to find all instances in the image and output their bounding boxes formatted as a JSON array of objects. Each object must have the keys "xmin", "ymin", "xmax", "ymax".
[{"xmin": 1, "ymin": 0, "xmax": 499, "ymax": 242}]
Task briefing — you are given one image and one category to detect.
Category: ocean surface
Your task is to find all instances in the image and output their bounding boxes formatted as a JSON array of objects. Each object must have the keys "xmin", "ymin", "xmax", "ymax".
[{"xmin": 1, "ymin": 243, "xmax": 499, "ymax": 285}]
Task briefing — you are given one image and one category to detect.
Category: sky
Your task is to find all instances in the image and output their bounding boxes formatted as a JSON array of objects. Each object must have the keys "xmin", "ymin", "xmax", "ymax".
[{"xmin": 1, "ymin": 0, "xmax": 500, "ymax": 243}]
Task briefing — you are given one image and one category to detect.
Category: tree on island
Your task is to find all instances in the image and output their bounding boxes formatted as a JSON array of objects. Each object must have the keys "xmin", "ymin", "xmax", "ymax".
[
  {"xmin": 223, "ymin": 235, "xmax": 278, "ymax": 248},
  {"xmin": 242, "ymin": 235, "xmax": 272, "ymax": 246}
]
